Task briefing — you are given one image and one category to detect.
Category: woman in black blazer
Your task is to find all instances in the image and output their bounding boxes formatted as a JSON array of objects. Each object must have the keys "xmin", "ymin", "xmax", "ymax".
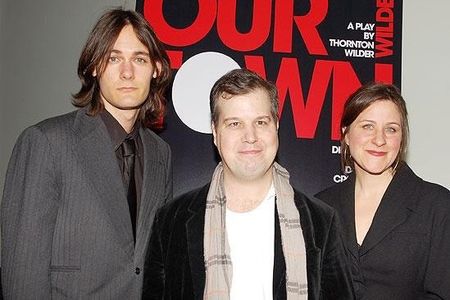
[{"xmin": 316, "ymin": 83, "xmax": 450, "ymax": 299}]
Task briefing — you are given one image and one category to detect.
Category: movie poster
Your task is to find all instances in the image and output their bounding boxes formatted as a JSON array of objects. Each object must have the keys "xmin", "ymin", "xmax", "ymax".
[{"xmin": 136, "ymin": 0, "xmax": 402, "ymax": 196}]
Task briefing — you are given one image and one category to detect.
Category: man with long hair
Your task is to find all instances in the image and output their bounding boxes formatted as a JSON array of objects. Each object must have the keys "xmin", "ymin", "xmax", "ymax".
[{"xmin": 1, "ymin": 8, "xmax": 172, "ymax": 298}]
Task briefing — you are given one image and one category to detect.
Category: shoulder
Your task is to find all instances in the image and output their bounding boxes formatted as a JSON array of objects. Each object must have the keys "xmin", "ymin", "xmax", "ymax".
[
  {"xmin": 293, "ymin": 188, "xmax": 337, "ymax": 226},
  {"xmin": 140, "ymin": 127, "xmax": 171, "ymax": 155},
  {"xmin": 157, "ymin": 183, "xmax": 210, "ymax": 221},
  {"xmin": 176, "ymin": 183, "xmax": 211, "ymax": 201},
  {"xmin": 416, "ymin": 176, "xmax": 450, "ymax": 204},
  {"xmin": 141, "ymin": 127, "xmax": 168, "ymax": 145},
  {"xmin": 295, "ymin": 189, "xmax": 334, "ymax": 213},
  {"xmin": 415, "ymin": 174, "xmax": 450, "ymax": 214},
  {"xmin": 292, "ymin": 189, "xmax": 343, "ymax": 250},
  {"xmin": 33, "ymin": 109, "xmax": 79, "ymax": 131},
  {"xmin": 14, "ymin": 110, "xmax": 80, "ymax": 147},
  {"xmin": 397, "ymin": 164, "xmax": 450, "ymax": 211},
  {"xmin": 314, "ymin": 176, "xmax": 353, "ymax": 209}
]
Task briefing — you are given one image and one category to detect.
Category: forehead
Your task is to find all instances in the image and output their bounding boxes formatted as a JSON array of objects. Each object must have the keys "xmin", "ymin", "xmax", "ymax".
[
  {"xmin": 112, "ymin": 25, "xmax": 148, "ymax": 52},
  {"xmin": 356, "ymin": 100, "xmax": 401, "ymax": 121},
  {"xmin": 217, "ymin": 89, "xmax": 271, "ymax": 118}
]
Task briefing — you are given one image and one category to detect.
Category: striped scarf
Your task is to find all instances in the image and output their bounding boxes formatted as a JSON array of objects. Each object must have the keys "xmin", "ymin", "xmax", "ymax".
[{"xmin": 203, "ymin": 162, "xmax": 308, "ymax": 299}]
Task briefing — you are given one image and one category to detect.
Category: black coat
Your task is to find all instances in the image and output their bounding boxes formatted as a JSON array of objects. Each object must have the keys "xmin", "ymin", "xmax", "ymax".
[
  {"xmin": 143, "ymin": 183, "xmax": 354, "ymax": 299},
  {"xmin": 316, "ymin": 164, "xmax": 450, "ymax": 299}
]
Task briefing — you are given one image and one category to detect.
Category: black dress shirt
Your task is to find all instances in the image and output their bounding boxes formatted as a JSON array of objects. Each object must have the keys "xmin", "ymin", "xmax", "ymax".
[{"xmin": 100, "ymin": 109, "xmax": 144, "ymax": 224}]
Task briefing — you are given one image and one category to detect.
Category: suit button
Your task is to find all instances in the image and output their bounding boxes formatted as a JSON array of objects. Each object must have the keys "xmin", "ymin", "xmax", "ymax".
[{"xmin": 135, "ymin": 267, "xmax": 141, "ymax": 275}]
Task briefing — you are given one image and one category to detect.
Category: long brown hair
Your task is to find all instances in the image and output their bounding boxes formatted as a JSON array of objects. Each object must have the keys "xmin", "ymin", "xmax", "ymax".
[{"xmin": 72, "ymin": 8, "xmax": 171, "ymax": 129}]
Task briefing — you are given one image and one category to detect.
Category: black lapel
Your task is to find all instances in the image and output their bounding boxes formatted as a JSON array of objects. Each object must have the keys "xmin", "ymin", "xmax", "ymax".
[
  {"xmin": 359, "ymin": 165, "xmax": 420, "ymax": 255},
  {"xmin": 186, "ymin": 184, "xmax": 209, "ymax": 299},
  {"xmin": 335, "ymin": 175, "xmax": 360, "ymax": 259},
  {"xmin": 273, "ymin": 204, "xmax": 286, "ymax": 299},
  {"xmin": 294, "ymin": 192, "xmax": 321, "ymax": 299},
  {"xmin": 72, "ymin": 108, "xmax": 134, "ymax": 256}
]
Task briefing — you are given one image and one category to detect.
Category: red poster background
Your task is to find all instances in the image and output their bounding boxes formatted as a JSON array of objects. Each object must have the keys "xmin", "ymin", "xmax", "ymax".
[{"xmin": 136, "ymin": 0, "xmax": 402, "ymax": 196}]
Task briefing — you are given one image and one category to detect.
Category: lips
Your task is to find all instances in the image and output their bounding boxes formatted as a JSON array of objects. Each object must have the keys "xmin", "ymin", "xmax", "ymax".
[
  {"xmin": 367, "ymin": 150, "xmax": 387, "ymax": 157},
  {"xmin": 117, "ymin": 87, "xmax": 137, "ymax": 92},
  {"xmin": 239, "ymin": 149, "xmax": 262, "ymax": 155}
]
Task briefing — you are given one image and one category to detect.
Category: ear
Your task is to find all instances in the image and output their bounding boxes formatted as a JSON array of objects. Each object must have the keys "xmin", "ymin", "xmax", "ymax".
[
  {"xmin": 92, "ymin": 69, "xmax": 97, "ymax": 77},
  {"xmin": 342, "ymin": 127, "xmax": 349, "ymax": 145},
  {"xmin": 153, "ymin": 61, "xmax": 162, "ymax": 78},
  {"xmin": 276, "ymin": 119, "xmax": 280, "ymax": 130},
  {"xmin": 212, "ymin": 122, "xmax": 218, "ymax": 147}
]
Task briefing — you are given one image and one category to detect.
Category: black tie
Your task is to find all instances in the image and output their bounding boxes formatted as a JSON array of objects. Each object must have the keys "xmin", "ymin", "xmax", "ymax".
[{"xmin": 121, "ymin": 137, "xmax": 137, "ymax": 242}]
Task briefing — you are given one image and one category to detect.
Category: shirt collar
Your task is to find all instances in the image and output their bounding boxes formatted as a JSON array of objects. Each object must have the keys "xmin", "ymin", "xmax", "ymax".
[{"xmin": 100, "ymin": 109, "xmax": 140, "ymax": 151}]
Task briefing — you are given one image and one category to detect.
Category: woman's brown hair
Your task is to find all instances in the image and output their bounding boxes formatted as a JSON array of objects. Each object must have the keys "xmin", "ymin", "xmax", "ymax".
[{"xmin": 340, "ymin": 82, "xmax": 409, "ymax": 173}]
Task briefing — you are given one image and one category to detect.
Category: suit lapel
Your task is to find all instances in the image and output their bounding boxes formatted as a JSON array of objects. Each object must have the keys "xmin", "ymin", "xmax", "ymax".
[
  {"xmin": 273, "ymin": 206, "xmax": 286, "ymax": 298},
  {"xmin": 186, "ymin": 185, "xmax": 209, "ymax": 299},
  {"xmin": 359, "ymin": 165, "xmax": 419, "ymax": 255},
  {"xmin": 72, "ymin": 108, "xmax": 134, "ymax": 256},
  {"xmin": 135, "ymin": 128, "xmax": 166, "ymax": 258},
  {"xmin": 293, "ymin": 192, "xmax": 321, "ymax": 299}
]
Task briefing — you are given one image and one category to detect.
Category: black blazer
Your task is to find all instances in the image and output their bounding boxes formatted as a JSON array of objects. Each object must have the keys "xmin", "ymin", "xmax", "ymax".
[
  {"xmin": 143, "ymin": 183, "xmax": 354, "ymax": 299},
  {"xmin": 316, "ymin": 164, "xmax": 450, "ymax": 299}
]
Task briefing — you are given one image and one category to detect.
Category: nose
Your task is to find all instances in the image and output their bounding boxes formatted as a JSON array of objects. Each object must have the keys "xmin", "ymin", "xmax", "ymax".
[
  {"xmin": 243, "ymin": 125, "xmax": 257, "ymax": 144},
  {"xmin": 120, "ymin": 61, "xmax": 134, "ymax": 80},
  {"xmin": 372, "ymin": 129, "xmax": 386, "ymax": 147}
]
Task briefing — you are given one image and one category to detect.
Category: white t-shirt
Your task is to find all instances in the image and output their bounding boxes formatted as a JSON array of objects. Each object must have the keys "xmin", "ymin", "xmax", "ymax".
[{"xmin": 226, "ymin": 185, "xmax": 275, "ymax": 300}]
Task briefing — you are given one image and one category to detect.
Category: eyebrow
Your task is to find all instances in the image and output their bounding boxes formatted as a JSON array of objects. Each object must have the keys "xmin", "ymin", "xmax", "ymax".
[
  {"xmin": 386, "ymin": 122, "xmax": 401, "ymax": 126},
  {"xmin": 222, "ymin": 117, "xmax": 240, "ymax": 123},
  {"xmin": 110, "ymin": 49, "xmax": 150, "ymax": 57},
  {"xmin": 222, "ymin": 115, "xmax": 272, "ymax": 122},
  {"xmin": 359, "ymin": 119, "xmax": 401, "ymax": 126}
]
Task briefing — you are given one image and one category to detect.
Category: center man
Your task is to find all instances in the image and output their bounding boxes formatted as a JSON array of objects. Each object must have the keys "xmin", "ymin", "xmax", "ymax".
[{"xmin": 143, "ymin": 69, "xmax": 354, "ymax": 299}]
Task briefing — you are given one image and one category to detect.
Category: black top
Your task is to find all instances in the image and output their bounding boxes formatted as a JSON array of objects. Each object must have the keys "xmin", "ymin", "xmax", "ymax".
[
  {"xmin": 100, "ymin": 109, "xmax": 144, "ymax": 220},
  {"xmin": 315, "ymin": 163, "xmax": 450, "ymax": 299}
]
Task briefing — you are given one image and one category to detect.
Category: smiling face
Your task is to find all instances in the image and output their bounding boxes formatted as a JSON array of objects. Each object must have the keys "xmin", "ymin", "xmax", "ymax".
[
  {"xmin": 345, "ymin": 100, "xmax": 402, "ymax": 176},
  {"xmin": 212, "ymin": 88, "xmax": 279, "ymax": 183},
  {"xmin": 96, "ymin": 24, "xmax": 160, "ymax": 121}
]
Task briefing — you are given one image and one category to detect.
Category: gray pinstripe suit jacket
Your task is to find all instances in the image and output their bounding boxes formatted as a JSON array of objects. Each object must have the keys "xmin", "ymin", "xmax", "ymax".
[{"xmin": 1, "ymin": 106, "xmax": 172, "ymax": 299}]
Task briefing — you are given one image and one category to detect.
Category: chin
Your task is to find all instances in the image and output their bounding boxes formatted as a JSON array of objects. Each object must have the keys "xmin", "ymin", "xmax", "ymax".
[
  {"xmin": 235, "ymin": 168, "xmax": 268, "ymax": 181},
  {"xmin": 357, "ymin": 161, "xmax": 395, "ymax": 176},
  {"xmin": 121, "ymin": 102, "xmax": 145, "ymax": 110},
  {"xmin": 365, "ymin": 167, "xmax": 394, "ymax": 176}
]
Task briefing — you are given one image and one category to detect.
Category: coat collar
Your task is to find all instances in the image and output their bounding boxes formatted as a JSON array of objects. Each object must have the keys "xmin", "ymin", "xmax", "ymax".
[
  {"xmin": 333, "ymin": 175, "xmax": 360, "ymax": 259},
  {"xmin": 184, "ymin": 185, "xmax": 322, "ymax": 299},
  {"xmin": 186, "ymin": 184, "xmax": 209, "ymax": 299},
  {"xmin": 134, "ymin": 126, "xmax": 169, "ymax": 259},
  {"xmin": 327, "ymin": 164, "xmax": 423, "ymax": 257},
  {"xmin": 359, "ymin": 164, "xmax": 422, "ymax": 255}
]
